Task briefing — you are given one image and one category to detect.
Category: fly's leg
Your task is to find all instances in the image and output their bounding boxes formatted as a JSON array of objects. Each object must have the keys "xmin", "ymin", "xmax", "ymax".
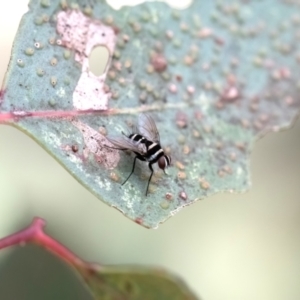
[
  {"xmin": 145, "ymin": 163, "xmax": 154, "ymax": 196},
  {"xmin": 122, "ymin": 156, "xmax": 138, "ymax": 186}
]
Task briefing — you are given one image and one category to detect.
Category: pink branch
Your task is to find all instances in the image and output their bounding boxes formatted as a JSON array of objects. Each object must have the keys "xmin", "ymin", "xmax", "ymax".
[{"xmin": 0, "ymin": 217, "xmax": 87, "ymax": 269}]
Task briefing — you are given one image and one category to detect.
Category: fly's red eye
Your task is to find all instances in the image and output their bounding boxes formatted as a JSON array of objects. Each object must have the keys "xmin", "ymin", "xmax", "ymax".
[{"xmin": 158, "ymin": 156, "xmax": 166, "ymax": 170}]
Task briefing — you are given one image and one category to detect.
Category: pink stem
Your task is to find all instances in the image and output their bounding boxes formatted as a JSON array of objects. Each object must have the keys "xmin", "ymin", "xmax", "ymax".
[
  {"xmin": 0, "ymin": 104, "xmax": 164, "ymax": 124},
  {"xmin": 0, "ymin": 217, "xmax": 87, "ymax": 269},
  {"xmin": 0, "ymin": 109, "xmax": 115, "ymax": 123}
]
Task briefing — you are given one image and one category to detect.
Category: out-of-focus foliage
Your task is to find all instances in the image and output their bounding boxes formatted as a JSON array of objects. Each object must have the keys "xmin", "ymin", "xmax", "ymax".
[{"xmin": 0, "ymin": 218, "xmax": 198, "ymax": 300}]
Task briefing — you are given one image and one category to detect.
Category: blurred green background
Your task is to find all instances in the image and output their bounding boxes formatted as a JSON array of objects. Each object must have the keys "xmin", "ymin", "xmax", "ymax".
[{"xmin": 0, "ymin": 1, "xmax": 300, "ymax": 299}]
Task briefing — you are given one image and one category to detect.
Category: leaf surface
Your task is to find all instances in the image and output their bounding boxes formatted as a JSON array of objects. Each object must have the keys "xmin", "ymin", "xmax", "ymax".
[
  {"xmin": 1, "ymin": 0, "xmax": 300, "ymax": 227},
  {"xmin": 78, "ymin": 265, "xmax": 198, "ymax": 300}
]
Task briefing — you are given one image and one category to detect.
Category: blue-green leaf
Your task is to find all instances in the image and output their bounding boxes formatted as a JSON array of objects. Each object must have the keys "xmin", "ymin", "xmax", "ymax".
[{"xmin": 1, "ymin": 0, "xmax": 299, "ymax": 227}]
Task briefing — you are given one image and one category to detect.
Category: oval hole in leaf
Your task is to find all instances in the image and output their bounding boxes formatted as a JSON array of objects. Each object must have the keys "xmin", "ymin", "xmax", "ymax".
[{"xmin": 88, "ymin": 45, "xmax": 109, "ymax": 76}]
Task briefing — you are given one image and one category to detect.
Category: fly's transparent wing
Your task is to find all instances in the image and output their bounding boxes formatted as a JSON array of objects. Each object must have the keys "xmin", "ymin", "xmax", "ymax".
[
  {"xmin": 138, "ymin": 113, "xmax": 160, "ymax": 143},
  {"xmin": 123, "ymin": 121, "xmax": 137, "ymax": 137},
  {"xmin": 106, "ymin": 135, "xmax": 147, "ymax": 156}
]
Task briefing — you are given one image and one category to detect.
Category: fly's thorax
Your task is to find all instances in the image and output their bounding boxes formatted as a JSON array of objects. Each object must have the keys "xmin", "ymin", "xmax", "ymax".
[
  {"xmin": 128, "ymin": 133, "xmax": 147, "ymax": 154},
  {"xmin": 129, "ymin": 133, "xmax": 146, "ymax": 144}
]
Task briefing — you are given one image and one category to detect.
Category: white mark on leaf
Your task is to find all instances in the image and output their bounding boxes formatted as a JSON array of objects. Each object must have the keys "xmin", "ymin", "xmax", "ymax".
[
  {"xmin": 56, "ymin": 87, "xmax": 66, "ymax": 98},
  {"xmin": 72, "ymin": 119, "xmax": 120, "ymax": 169},
  {"xmin": 198, "ymin": 92, "xmax": 211, "ymax": 114},
  {"xmin": 56, "ymin": 10, "xmax": 116, "ymax": 111}
]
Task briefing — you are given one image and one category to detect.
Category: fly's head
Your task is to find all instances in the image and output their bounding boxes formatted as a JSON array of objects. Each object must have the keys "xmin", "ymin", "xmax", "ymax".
[{"xmin": 158, "ymin": 154, "xmax": 171, "ymax": 174}]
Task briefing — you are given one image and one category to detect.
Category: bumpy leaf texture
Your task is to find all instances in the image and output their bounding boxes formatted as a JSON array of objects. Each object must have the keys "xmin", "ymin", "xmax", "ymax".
[{"xmin": 0, "ymin": 0, "xmax": 300, "ymax": 228}]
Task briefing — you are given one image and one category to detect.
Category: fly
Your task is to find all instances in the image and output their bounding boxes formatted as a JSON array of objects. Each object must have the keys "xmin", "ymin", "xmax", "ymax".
[{"xmin": 106, "ymin": 113, "xmax": 171, "ymax": 196}]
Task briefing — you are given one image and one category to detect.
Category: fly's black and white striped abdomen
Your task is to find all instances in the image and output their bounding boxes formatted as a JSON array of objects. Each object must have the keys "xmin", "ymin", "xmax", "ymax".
[
  {"xmin": 128, "ymin": 134, "xmax": 164, "ymax": 163},
  {"xmin": 144, "ymin": 140, "xmax": 164, "ymax": 163},
  {"xmin": 106, "ymin": 114, "xmax": 171, "ymax": 196}
]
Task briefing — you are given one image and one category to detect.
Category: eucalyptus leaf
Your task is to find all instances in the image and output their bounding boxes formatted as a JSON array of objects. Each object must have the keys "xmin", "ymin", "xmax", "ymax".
[{"xmin": 1, "ymin": 0, "xmax": 299, "ymax": 227}]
